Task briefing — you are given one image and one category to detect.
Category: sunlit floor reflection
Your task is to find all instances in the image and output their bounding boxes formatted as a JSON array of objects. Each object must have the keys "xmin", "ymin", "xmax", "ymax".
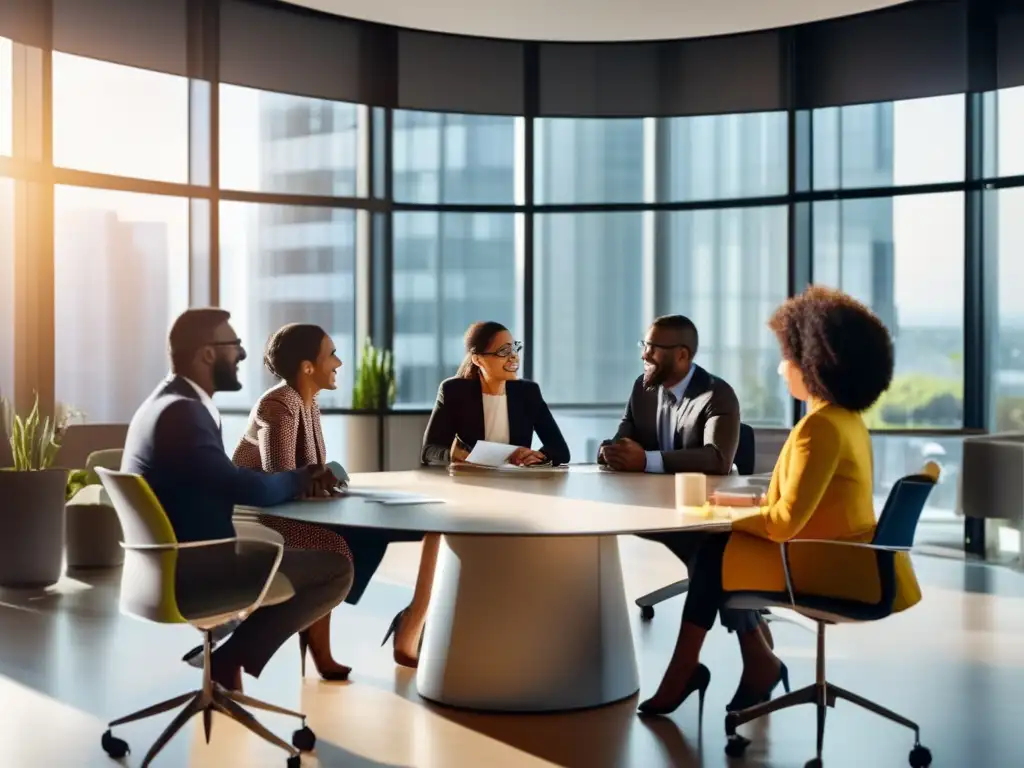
[{"xmin": 0, "ymin": 533, "xmax": 1022, "ymax": 767}]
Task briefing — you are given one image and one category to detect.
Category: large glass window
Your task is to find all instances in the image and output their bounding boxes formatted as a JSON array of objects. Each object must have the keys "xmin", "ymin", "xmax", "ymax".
[
  {"xmin": 392, "ymin": 212, "xmax": 521, "ymax": 406},
  {"xmin": 534, "ymin": 212, "xmax": 646, "ymax": 404},
  {"xmin": 1, "ymin": 36, "xmax": 11, "ymax": 156},
  {"xmin": 808, "ymin": 94, "xmax": 965, "ymax": 190},
  {"xmin": 535, "ymin": 118, "xmax": 649, "ymax": 204},
  {"xmin": 54, "ymin": 187, "xmax": 189, "ymax": 422},
  {"xmin": 658, "ymin": 206, "xmax": 790, "ymax": 426},
  {"xmin": 993, "ymin": 86, "xmax": 1024, "ymax": 179},
  {"xmin": 218, "ymin": 202, "xmax": 358, "ymax": 410},
  {"xmin": 872, "ymin": 434, "xmax": 962, "ymax": 517},
  {"xmin": 52, "ymin": 53, "xmax": 189, "ymax": 183},
  {"xmin": 219, "ymin": 85, "xmax": 364, "ymax": 197},
  {"xmin": 812, "ymin": 192, "xmax": 965, "ymax": 429},
  {"xmin": 545, "ymin": 407, "xmax": 623, "ymax": 464},
  {"xmin": 0, "ymin": 178, "xmax": 12, "ymax": 400},
  {"xmin": 392, "ymin": 111, "xmax": 520, "ymax": 205},
  {"xmin": 989, "ymin": 188, "xmax": 1024, "ymax": 433},
  {"xmin": 662, "ymin": 112, "xmax": 788, "ymax": 202}
]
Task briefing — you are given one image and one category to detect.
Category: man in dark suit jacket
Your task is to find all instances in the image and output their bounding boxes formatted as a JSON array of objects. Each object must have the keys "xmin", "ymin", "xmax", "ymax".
[
  {"xmin": 600, "ymin": 315, "xmax": 739, "ymax": 475},
  {"xmin": 122, "ymin": 308, "xmax": 353, "ymax": 690},
  {"xmin": 600, "ymin": 315, "xmax": 768, "ymax": 643}
]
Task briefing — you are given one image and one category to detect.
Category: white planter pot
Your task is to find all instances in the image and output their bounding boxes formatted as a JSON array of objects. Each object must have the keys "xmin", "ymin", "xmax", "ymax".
[
  {"xmin": 338, "ymin": 414, "xmax": 382, "ymax": 473},
  {"xmin": 0, "ymin": 469, "xmax": 68, "ymax": 588},
  {"xmin": 65, "ymin": 486, "xmax": 124, "ymax": 569},
  {"xmin": 385, "ymin": 412, "xmax": 431, "ymax": 471}
]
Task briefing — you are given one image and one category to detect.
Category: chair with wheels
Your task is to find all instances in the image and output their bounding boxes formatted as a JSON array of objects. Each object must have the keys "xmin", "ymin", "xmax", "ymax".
[
  {"xmin": 95, "ymin": 468, "xmax": 316, "ymax": 768},
  {"xmin": 636, "ymin": 423, "xmax": 759, "ymax": 621},
  {"xmin": 721, "ymin": 465, "xmax": 939, "ymax": 768}
]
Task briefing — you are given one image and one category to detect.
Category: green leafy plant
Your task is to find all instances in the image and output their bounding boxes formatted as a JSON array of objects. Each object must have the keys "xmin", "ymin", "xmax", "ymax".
[
  {"xmin": 350, "ymin": 338, "xmax": 396, "ymax": 411},
  {"xmin": 1, "ymin": 393, "xmax": 82, "ymax": 471}
]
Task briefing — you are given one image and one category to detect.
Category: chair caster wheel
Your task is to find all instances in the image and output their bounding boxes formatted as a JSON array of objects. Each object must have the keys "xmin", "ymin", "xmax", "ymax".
[
  {"xmin": 909, "ymin": 745, "xmax": 932, "ymax": 767},
  {"xmin": 724, "ymin": 734, "xmax": 750, "ymax": 757},
  {"xmin": 805, "ymin": 759, "xmax": 823, "ymax": 768},
  {"xmin": 101, "ymin": 729, "xmax": 130, "ymax": 759},
  {"xmin": 292, "ymin": 725, "xmax": 316, "ymax": 751},
  {"xmin": 640, "ymin": 605, "xmax": 654, "ymax": 621},
  {"xmin": 286, "ymin": 755, "xmax": 301, "ymax": 768}
]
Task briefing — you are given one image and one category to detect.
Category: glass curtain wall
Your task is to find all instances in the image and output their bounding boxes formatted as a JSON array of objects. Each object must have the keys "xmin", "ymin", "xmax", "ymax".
[{"xmin": 2, "ymin": 2, "xmax": 1023, "ymax": 526}]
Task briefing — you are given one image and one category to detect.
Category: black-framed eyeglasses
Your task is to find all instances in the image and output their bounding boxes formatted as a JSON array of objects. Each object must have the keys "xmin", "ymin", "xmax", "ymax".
[
  {"xmin": 209, "ymin": 338, "xmax": 244, "ymax": 349},
  {"xmin": 638, "ymin": 340, "xmax": 689, "ymax": 355},
  {"xmin": 478, "ymin": 341, "xmax": 523, "ymax": 358}
]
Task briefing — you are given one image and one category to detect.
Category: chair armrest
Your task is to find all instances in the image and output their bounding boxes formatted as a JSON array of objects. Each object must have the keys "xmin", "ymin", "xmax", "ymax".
[
  {"xmin": 786, "ymin": 538, "xmax": 911, "ymax": 552},
  {"xmin": 776, "ymin": 538, "xmax": 908, "ymax": 606},
  {"xmin": 122, "ymin": 537, "xmax": 240, "ymax": 551},
  {"xmin": 233, "ymin": 519, "xmax": 286, "ymax": 546},
  {"xmin": 125, "ymin": 537, "xmax": 286, "ymax": 625}
]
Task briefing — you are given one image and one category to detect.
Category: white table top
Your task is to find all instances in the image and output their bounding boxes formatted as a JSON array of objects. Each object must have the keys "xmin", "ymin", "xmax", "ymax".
[{"xmin": 238, "ymin": 466, "xmax": 757, "ymax": 537}]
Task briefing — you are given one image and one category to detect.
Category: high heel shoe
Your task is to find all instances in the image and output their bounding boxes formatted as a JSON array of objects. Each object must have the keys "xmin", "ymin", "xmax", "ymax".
[
  {"xmin": 637, "ymin": 663, "xmax": 711, "ymax": 724},
  {"xmin": 725, "ymin": 661, "xmax": 789, "ymax": 712},
  {"xmin": 381, "ymin": 608, "xmax": 425, "ymax": 669},
  {"xmin": 299, "ymin": 621, "xmax": 351, "ymax": 682}
]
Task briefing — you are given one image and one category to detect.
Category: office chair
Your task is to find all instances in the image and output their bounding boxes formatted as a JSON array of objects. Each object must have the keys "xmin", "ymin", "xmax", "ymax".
[
  {"xmin": 721, "ymin": 465, "xmax": 939, "ymax": 768},
  {"xmin": 95, "ymin": 468, "xmax": 316, "ymax": 768},
  {"xmin": 635, "ymin": 423, "xmax": 758, "ymax": 621}
]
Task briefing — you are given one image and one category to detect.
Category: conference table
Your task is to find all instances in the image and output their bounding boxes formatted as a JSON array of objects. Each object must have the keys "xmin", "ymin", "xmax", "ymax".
[{"xmin": 239, "ymin": 465, "xmax": 756, "ymax": 713}]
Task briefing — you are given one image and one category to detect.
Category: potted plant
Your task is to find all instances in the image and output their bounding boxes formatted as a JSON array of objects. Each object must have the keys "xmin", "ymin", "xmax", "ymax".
[
  {"xmin": 343, "ymin": 338, "xmax": 397, "ymax": 473},
  {"xmin": 0, "ymin": 395, "xmax": 80, "ymax": 588}
]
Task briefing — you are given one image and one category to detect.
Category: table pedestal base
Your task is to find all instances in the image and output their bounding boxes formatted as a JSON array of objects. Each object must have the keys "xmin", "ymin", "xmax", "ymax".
[{"xmin": 416, "ymin": 534, "xmax": 639, "ymax": 712}]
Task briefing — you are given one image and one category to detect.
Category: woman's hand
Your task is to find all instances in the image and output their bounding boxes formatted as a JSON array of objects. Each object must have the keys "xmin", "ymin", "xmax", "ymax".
[
  {"xmin": 301, "ymin": 464, "xmax": 342, "ymax": 498},
  {"xmin": 508, "ymin": 447, "xmax": 547, "ymax": 466},
  {"xmin": 708, "ymin": 491, "xmax": 765, "ymax": 508},
  {"xmin": 450, "ymin": 436, "xmax": 470, "ymax": 463}
]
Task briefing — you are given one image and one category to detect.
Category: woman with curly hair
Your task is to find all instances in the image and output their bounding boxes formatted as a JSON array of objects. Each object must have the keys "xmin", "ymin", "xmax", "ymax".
[{"xmin": 638, "ymin": 285, "xmax": 921, "ymax": 719}]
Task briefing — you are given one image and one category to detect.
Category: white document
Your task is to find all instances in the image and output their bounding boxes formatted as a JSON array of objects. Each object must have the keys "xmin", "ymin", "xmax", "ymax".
[
  {"xmin": 338, "ymin": 487, "xmax": 432, "ymax": 501},
  {"xmin": 464, "ymin": 440, "xmax": 518, "ymax": 467},
  {"xmin": 374, "ymin": 498, "xmax": 446, "ymax": 506}
]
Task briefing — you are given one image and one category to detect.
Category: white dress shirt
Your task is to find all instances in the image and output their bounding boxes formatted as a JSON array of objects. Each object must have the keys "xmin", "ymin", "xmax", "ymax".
[
  {"xmin": 482, "ymin": 393, "xmax": 510, "ymax": 444},
  {"xmin": 179, "ymin": 375, "xmax": 222, "ymax": 431}
]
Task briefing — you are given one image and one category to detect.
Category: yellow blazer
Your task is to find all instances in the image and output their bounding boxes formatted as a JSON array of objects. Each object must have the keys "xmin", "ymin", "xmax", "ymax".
[{"xmin": 722, "ymin": 399, "xmax": 921, "ymax": 613}]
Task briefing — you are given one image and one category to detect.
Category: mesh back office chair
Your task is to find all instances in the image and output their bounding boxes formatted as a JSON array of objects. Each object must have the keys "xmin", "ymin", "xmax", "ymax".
[
  {"xmin": 635, "ymin": 423, "xmax": 760, "ymax": 620},
  {"xmin": 95, "ymin": 468, "xmax": 316, "ymax": 768},
  {"xmin": 721, "ymin": 466, "xmax": 939, "ymax": 768}
]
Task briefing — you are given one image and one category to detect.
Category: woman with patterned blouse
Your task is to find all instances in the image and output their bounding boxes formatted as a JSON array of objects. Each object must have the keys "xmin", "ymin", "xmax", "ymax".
[{"xmin": 232, "ymin": 323, "xmax": 354, "ymax": 681}]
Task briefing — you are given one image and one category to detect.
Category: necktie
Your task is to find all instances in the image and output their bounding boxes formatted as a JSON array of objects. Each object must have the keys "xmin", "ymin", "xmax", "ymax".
[{"xmin": 659, "ymin": 390, "xmax": 677, "ymax": 453}]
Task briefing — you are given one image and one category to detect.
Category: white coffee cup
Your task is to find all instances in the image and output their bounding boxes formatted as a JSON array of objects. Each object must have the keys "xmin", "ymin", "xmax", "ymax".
[{"xmin": 675, "ymin": 473, "xmax": 707, "ymax": 509}]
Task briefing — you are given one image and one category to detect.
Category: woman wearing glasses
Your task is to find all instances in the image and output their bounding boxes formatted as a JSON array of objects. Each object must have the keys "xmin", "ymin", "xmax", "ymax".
[
  {"xmin": 383, "ymin": 323, "xmax": 571, "ymax": 666},
  {"xmin": 421, "ymin": 321, "xmax": 571, "ymax": 467}
]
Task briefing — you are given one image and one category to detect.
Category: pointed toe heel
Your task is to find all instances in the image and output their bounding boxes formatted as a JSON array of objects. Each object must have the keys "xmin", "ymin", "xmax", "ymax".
[
  {"xmin": 637, "ymin": 663, "xmax": 711, "ymax": 719},
  {"xmin": 726, "ymin": 661, "xmax": 790, "ymax": 713}
]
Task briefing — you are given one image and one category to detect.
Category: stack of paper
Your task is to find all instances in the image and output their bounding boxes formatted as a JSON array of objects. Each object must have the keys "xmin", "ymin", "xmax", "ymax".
[{"xmin": 457, "ymin": 440, "xmax": 553, "ymax": 469}]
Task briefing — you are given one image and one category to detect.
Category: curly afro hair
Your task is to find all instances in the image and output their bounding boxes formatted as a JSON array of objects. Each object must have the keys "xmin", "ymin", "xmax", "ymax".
[
  {"xmin": 768, "ymin": 285, "xmax": 894, "ymax": 412},
  {"xmin": 263, "ymin": 323, "xmax": 328, "ymax": 381}
]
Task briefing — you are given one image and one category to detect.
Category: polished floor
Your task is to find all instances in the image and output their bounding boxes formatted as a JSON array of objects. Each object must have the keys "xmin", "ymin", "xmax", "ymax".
[{"xmin": 1, "ymin": 524, "xmax": 1020, "ymax": 768}]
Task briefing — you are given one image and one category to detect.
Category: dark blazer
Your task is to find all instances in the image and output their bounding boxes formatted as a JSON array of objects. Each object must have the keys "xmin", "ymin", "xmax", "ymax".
[
  {"xmin": 121, "ymin": 376, "xmax": 307, "ymax": 542},
  {"xmin": 607, "ymin": 365, "xmax": 740, "ymax": 475},
  {"xmin": 421, "ymin": 377, "xmax": 571, "ymax": 466}
]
